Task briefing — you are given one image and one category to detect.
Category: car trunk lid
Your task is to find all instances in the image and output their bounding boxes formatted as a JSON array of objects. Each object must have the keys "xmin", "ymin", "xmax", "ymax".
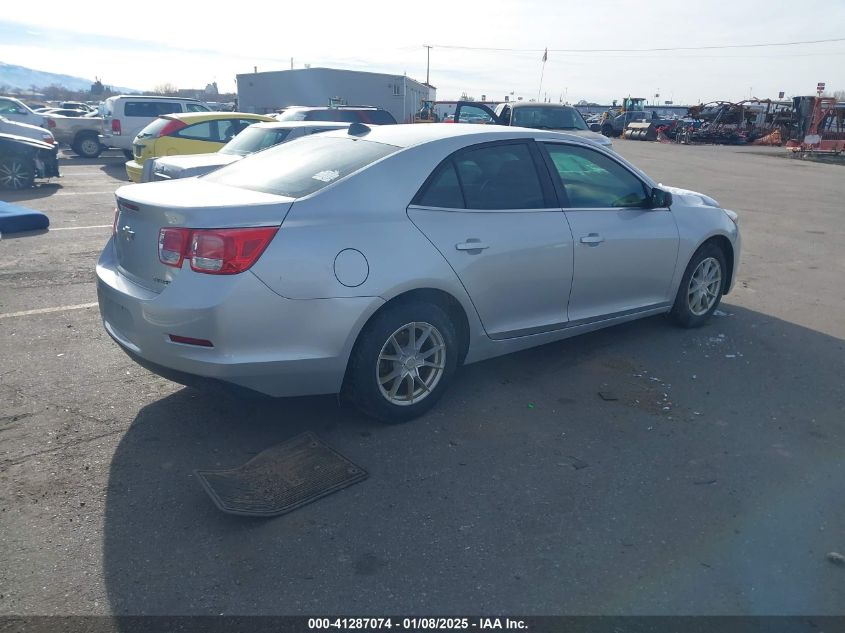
[{"xmin": 112, "ymin": 179, "xmax": 293, "ymax": 293}]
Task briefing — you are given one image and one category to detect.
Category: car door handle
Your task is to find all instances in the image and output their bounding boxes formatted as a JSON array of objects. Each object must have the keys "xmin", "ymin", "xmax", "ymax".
[
  {"xmin": 456, "ymin": 241, "xmax": 490, "ymax": 252},
  {"xmin": 579, "ymin": 234, "xmax": 604, "ymax": 245}
]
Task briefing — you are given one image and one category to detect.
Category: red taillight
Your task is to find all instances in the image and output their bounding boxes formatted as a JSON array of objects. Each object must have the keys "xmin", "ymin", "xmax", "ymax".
[
  {"xmin": 157, "ymin": 227, "xmax": 278, "ymax": 274},
  {"xmin": 190, "ymin": 227, "xmax": 278, "ymax": 274},
  {"xmin": 158, "ymin": 227, "xmax": 191, "ymax": 268},
  {"xmin": 157, "ymin": 119, "xmax": 188, "ymax": 137},
  {"xmin": 112, "ymin": 207, "xmax": 119, "ymax": 236},
  {"xmin": 111, "ymin": 119, "xmax": 121, "ymax": 135}
]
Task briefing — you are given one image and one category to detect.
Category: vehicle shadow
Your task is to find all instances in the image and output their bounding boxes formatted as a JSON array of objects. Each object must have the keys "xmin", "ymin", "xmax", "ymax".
[
  {"xmin": 102, "ymin": 305, "xmax": 845, "ymax": 616},
  {"xmin": 0, "ymin": 182, "xmax": 63, "ymax": 202}
]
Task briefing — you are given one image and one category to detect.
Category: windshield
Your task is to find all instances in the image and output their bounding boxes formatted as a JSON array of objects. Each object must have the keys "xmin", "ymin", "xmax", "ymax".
[
  {"xmin": 220, "ymin": 127, "xmax": 292, "ymax": 156},
  {"xmin": 511, "ymin": 106, "xmax": 588, "ymax": 130},
  {"xmin": 205, "ymin": 135, "xmax": 399, "ymax": 197}
]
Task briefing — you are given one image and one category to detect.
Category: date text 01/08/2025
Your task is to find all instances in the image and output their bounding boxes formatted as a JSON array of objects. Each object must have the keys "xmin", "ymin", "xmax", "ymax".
[{"xmin": 307, "ymin": 618, "xmax": 528, "ymax": 630}]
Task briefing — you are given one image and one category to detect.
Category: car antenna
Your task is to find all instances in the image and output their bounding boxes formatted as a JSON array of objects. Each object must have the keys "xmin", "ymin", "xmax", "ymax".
[{"xmin": 348, "ymin": 122, "xmax": 371, "ymax": 136}]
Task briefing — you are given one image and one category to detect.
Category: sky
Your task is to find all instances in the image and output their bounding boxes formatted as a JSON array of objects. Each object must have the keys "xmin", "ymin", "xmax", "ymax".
[{"xmin": 1, "ymin": 0, "xmax": 844, "ymax": 105}]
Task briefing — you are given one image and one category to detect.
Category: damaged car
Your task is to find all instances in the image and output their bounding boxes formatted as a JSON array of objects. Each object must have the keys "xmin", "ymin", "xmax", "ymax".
[{"xmin": 0, "ymin": 133, "xmax": 60, "ymax": 190}]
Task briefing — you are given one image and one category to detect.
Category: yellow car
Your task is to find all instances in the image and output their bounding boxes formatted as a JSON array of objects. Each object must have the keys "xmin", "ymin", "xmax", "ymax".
[{"xmin": 125, "ymin": 111, "xmax": 274, "ymax": 182}]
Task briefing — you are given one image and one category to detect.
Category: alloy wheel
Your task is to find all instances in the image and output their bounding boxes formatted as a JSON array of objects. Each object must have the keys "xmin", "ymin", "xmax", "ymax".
[
  {"xmin": 687, "ymin": 256, "xmax": 722, "ymax": 316},
  {"xmin": 376, "ymin": 321, "xmax": 446, "ymax": 406},
  {"xmin": 0, "ymin": 159, "xmax": 32, "ymax": 190}
]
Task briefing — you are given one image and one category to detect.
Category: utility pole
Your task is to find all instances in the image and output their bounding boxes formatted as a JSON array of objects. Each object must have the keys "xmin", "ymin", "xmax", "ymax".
[{"xmin": 423, "ymin": 45, "xmax": 432, "ymax": 85}]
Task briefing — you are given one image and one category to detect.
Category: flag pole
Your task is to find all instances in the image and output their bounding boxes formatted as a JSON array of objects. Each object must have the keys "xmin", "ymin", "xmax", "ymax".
[{"xmin": 538, "ymin": 48, "xmax": 548, "ymax": 101}]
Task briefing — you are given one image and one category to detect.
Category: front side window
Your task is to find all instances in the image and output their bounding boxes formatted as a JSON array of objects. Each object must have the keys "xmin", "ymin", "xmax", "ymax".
[
  {"xmin": 456, "ymin": 105, "xmax": 496, "ymax": 124},
  {"xmin": 205, "ymin": 135, "xmax": 399, "ymax": 198},
  {"xmin": 543, "ymin": 143, "xmax": 648, "ymax": 208}
]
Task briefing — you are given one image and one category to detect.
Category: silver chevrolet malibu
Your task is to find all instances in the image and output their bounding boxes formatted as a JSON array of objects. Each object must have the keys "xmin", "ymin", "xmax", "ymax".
[{"xmin": 97, "ymin": 123, "xmax": 740, "ymax": 423}]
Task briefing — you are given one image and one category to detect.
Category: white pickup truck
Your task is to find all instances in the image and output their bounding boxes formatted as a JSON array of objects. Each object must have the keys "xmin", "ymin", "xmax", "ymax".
[{"xmin": 44, "ymin": 112, "xmax": 104, "ymax": 158}]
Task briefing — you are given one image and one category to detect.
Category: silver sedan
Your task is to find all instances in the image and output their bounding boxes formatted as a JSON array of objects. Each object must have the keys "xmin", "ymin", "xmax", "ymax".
[{"xmin": 97, "ymin": 124, "xmax": 740, "ymax": 423}]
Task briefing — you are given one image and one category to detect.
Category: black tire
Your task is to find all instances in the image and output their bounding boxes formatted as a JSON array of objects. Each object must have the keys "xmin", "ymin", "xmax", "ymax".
[
  {"xmin": 343, "ymin": 300, "xmax": 459, "ymax": 424},
  {"xmin": 72, "ymin": 134, "xmax": 103, "ymax": 158},
  {"xmin": 0, "ymin": 157, "xmax": 35, "ymax": 190},
  {"xmin": 601, "ymin": 124, "xmax": 614, "ymax": 137},
  {"xmin": 670, "ymin": 242, "xmax": 727, "ymax": 328},
  {"xmin": 123, "ymin": 150, "xmax": 133, "ymax": 160}
]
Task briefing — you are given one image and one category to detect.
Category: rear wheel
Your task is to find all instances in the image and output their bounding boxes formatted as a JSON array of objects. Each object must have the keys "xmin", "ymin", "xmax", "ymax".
[
  {"xmin": 343, "ymin": 301, "xmax": 459, "ymax": 424},
  {"xmin": 601, "ymin": 123, "xmax": 614, "ymax": 137},
  {"xmin": 0, "ymin": 157, "xmax": 35, "ymax": 190},
  {"xmin": 72, "ymin": 134, "xmax": 102, "ymax": 158},
  {"xmin": 670, "ymin": 243, "xmax": 727, "ymax": 328}
]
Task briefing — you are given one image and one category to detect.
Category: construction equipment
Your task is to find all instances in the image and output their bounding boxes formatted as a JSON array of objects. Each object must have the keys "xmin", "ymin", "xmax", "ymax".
[
  {"xmin": 623, "ymin": 121, "xmax": 658, "ymax": 141},
  {"xmin": 415, "ymin": 100, "xmax": 439, "ymax": 123},
  {"xmin": 600, "ymin": 97, "xmax": 648, "ymax": 137},
  {"xmin": 785, "ymin": 96, "xmax": 845, "ymax": 156},
  {"xmin": 678, "ymin": 99, "xmax": 795, "ymax": 145}
]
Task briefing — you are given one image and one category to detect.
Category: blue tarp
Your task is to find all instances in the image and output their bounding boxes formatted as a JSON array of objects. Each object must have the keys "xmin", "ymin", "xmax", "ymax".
[{"xmin": 0, "ymin": 201, "xmax": 49, "ymax": 234}]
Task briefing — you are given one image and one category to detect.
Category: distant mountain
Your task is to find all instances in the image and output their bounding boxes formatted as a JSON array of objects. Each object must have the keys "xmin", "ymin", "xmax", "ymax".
[{"xmin": 0, "ymin": 61, "xmax": 137, "ymax": 93}]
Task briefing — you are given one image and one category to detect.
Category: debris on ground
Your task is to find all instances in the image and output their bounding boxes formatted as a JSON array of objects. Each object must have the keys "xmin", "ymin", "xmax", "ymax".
[
  {"xmin": 598, "ymin": 391, "xmax": 619, "ymax": 401},
  {"xmin": 826, "ymin": 552, "xmax": 845, "ymax": 566}
]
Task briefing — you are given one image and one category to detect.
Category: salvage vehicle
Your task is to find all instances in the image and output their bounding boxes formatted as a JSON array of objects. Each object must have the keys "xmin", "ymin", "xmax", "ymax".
[
  {"xmin": 453, "ymin": 101, "xmax": 614, "ymax": 150},
  {"xmin": 98, "ymin": 124, "xmax": 740, "ymax": 423},
  {"xmin": 44, "ymin": 112, "xmax": 105, "ymax": 158},
  {"xmin": 125, "ymin": 111, "xmax": 274, "ymax": 182},
  {"xmin": 0, "ymin": 115, "xmax": 56, "ymax": 145},
  {"xmin": 100, "ymin": 95, "xmax": 212, "ymax": 159},
  {"xmin": 0, "ymin": 96, "xmax": 46, "ymax": 128},
  {"xmin": 0, "ymin": 133, "xmax": 60, "ymax": 190},
  {"xmin": 145, "ymin": 121, "xmax": 350, "ymax": 182}
]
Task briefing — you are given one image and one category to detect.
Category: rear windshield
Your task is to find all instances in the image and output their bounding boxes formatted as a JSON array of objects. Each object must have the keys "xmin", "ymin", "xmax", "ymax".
[
  {"xmin": 512, "ymin": 106, "xmax": 588, "ymax": 130},
  {"xmin": 135, "ymin": 117, "xmax": 171, "ymax": 139},
  {"xmin": 220, "ymin": 126, "xmax": 291, "ymax": 156},
  {"xmin": 205, "ymin": 135, "xmax": 399, "ymax": 197}
]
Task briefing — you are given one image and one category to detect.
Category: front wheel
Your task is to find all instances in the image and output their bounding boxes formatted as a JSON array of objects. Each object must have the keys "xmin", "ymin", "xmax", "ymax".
[
  {"xmin": 343, "ymin": 301, "xmax": 459, "ymax": 424},
  {"xmin": 0, "ymin": 157, "xmax": 35, "ymax": 190},
  {"xmin": 670, "ymin": 243, "xmax": 727, "ymax": 328}
]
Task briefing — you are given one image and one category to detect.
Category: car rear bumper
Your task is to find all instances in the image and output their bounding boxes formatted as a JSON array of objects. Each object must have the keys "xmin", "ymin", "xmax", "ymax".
[
  {"xmin": 96, "ymin": 239, "xmax": 384, "ymax": 397},
  {"xmin": 125, "ymin": 160, "xmax": 143, "ymax": 182}
]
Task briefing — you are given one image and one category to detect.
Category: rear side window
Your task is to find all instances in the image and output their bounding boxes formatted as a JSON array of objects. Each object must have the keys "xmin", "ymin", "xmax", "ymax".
[
  {"xmin": 453, "ymin": 143, "xmax": 545, "ymax": 210},
  {"xmin": 186, "ymin": 103, "xmax": 210, "ymax": 112},
  {"xmin": 174, "ymin": 121, "xmax": 218, "ymax": 141},
  {"xmin": 124, "ymin": 101, "xmax": 183, "ymax": 117},
  {"xmin": 205, "ymin": 136, "xmax": 399, "ymax": 198},
  {"xmin": 414, "ymin": 162, "xmax": 464, "ymax": 208}
]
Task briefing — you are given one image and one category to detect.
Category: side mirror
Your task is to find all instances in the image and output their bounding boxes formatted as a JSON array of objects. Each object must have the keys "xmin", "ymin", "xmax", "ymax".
[{"xmin": 648, "ymin": 187, "xmax": 672, "ymax": 209}]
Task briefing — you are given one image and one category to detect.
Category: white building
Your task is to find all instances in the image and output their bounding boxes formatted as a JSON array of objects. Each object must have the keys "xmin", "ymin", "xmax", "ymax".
[{"xmin": 236, "ymin": 67, "xmax": 435, "ymax": 123}]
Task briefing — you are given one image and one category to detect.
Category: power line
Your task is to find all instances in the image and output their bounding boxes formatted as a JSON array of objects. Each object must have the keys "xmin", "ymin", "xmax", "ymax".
[{"xmin": 429, "ymin": 37, "xmax": 845, "ymax": 54}]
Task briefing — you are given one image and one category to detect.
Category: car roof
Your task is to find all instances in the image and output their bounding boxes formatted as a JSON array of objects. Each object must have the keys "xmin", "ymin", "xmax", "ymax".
[
  {"xmin": 161, "ymin": 111, "xmax": 275, "ymax": 123},
  {"xmin": 250, "ymin": 121, "xmax": 351, "ymax": 130},
  {"xmin": 317, "ymin": 122, "xmax": 594, "ymax": 148},
  {"xmin": 107, "ymin": 94, "xmax": 205, "ymax": 102}
]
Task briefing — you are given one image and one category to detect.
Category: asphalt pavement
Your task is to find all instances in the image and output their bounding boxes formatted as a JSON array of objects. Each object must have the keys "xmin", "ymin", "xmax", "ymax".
[{"xmin": 0, "ymin": 142, "xmax": 843, "ymax": 616}]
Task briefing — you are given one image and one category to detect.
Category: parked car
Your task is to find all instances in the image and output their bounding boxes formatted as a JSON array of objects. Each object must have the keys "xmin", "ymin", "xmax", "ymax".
[
  {"xmin": 145, "ymin": 121, "xmax": 351, "ymax": 182},
  {"xmin": 453, "ymin": 101, "xmax": 614, "ymax": 150},
  {"xmin": 44, "ymin": 112, "xmax": 105, "ymax": 158},
  {"xmin": 276, "ymin": 106, "xmax": 397, "ymax": 125},
  {"xmin": 59, "ymin": 101, "xmax": 96, "ymax": 113},
  {"xmin": 0, "ymin": 133, "xmax": 60, "ymax": 190},
  {"xmin": 0, "ymin": 115, "xmax": 56, "ymax": 145},
  {"xmin": 98, "ymin": 123, "xmax": 740, "ymax": 423},
  {"xmin": 0, "ymin": 96, "xmax": 46, "ymax": 128},
  {"xmin": 125, "ymin": 111, "xmax": 274, "ymax": 182},
  {"xmin": 99, "ymin": 95, "xmax": 212, "ymax": 159}
]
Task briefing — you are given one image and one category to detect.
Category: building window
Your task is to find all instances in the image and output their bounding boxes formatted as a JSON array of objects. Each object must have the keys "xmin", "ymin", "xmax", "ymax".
[{"xmin": 393, "ymin": 84, "xmax": 401, "ymax": 96}]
